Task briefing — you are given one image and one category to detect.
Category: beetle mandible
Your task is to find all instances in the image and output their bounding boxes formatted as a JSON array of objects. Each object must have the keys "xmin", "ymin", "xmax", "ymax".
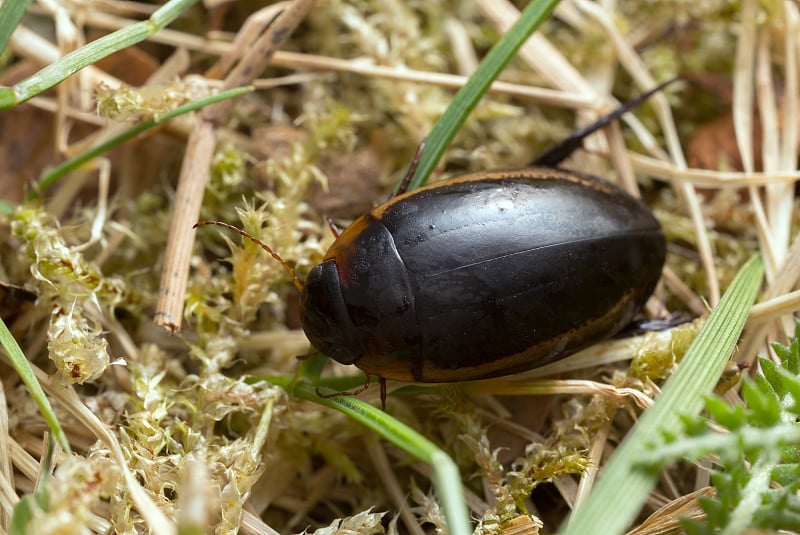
[{"xmin": 197, "ymin": 81, "xmax": 673, "ymax": 390}]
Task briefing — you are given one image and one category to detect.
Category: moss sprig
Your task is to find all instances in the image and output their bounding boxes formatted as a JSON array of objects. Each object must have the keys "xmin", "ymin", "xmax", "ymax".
[{"xmin": 11, "ymin": 206, "xmax": 126, "ymax": 383}]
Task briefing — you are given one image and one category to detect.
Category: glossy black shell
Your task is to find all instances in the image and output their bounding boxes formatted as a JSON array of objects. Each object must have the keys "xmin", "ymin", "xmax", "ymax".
[{"xmin": 300, "ymin": 168, "xmax": 665, "ymax": 382}]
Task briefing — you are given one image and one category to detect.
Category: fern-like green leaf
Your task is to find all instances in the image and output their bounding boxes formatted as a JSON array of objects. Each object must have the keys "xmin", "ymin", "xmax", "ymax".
[{"xmin": 646, "ymin": 321, "xmax": 800, "ymax": 534}]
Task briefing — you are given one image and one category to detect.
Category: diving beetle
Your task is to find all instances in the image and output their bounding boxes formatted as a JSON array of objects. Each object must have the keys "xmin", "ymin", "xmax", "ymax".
[{"xmin": 197, "ymin": 80, "xmax": 672, "ymax": 393}]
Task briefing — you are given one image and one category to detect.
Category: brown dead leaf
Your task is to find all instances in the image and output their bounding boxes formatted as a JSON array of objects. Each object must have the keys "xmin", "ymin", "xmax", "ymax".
[
  {"xmin": 0, "ymin": 281, "xmax": 37, "ymax": 339},
  {"xmin": 252, "ymin": 123, "xmax": 388, "ymax": 218},
  {"xmin": 0, "ymin": 62, "xmax": 60, "ymax": 202},
  {"xmin": 308, "ymin": 147, "xmax": 387, "ymax": 218},
  {"xmin": 687, "ymin": 111, "xmax": 762, "ymax": 172}
]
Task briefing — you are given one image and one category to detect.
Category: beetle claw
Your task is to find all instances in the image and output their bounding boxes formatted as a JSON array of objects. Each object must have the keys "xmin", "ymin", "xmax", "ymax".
[{"xmin": 316, "ymin": 374, "xmax": 387, "ymax": 410}]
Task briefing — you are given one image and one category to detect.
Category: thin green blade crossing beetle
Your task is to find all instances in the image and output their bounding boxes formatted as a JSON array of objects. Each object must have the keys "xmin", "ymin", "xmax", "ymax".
[{"xmin": 196, "ymin": 79, "xmax": 677, "ymax": 407}]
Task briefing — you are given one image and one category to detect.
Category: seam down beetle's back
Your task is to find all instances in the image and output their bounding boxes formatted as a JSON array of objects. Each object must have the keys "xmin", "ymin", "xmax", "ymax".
[{"xmin": 300, "ymin": 168, "xmax": 666, "ymax": 382}]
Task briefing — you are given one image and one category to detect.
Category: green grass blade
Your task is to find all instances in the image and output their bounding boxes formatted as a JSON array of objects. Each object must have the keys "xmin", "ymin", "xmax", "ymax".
[
  {"xmin": 0, "ymin": 0, "xmax": 32, "ymax": 54},
  {"xmin": 561, "ymin": 254, "xmax": 764, "ymax": 535},
  {"xmin": 0, "ymin": 316, "xmax": 71, "ymax": 453},
  {"xmin": 292, "ymin": 382, "xmax": 471, "ymax": 535},
  {"xmin": 399, "ymin": 0, "xmax": 561, "ymax": 193},
  {"xmin": 29, "ymin": 86, "xmax": 253, "ymax": 199},
  {"xmin": 0, "ymin": 0, "xmax": 199, "ymax": 110}
]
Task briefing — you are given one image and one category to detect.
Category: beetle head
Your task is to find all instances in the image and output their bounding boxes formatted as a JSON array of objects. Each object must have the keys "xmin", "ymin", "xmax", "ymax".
[{"xmin": 301, "ymin": 260, "xmax": 363, "ymax": 365}]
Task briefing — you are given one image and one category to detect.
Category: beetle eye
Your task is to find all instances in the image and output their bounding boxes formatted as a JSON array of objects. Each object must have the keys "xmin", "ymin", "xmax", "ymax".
[{"xmin": 300, "ymin": 261, "xmax": 363, "ymax": 365}]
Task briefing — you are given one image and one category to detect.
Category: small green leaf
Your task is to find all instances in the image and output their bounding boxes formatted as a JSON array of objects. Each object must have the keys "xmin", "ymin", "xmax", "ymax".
[
  {"xmin": 10, "ymin": 486, "xmax": 48, "ymax": 535},
  {"xmin": 680, "ymin": 517, "xmax": 708, "ymax": 535},
  {"xmin": 698, "ymin": 494, "xmax": 727, "ymax": 528},
  {"xmin": 295, "ymin": 352, "xmax": 329, "ymax": 382},
  {"xmin": 708, "ymin": 396, "xmax": 746, "ymax": 430},
  {"xmin": 771, "ymin": 324, "xmax": 800, "ymax": 373},
  {"xmin": 774, "ymin": 365, "xmax": 800, "ymax": 416},
  {"xmin": 741, "ymin": 378, "xmax": 781, "ymax": 427},
  {"xmin": 772, "ymin": 463, "xmax": 800, "ymax": 486},
  {"xmin": 753, "ymin": 506, "xmax": 800, "ymax": 530},
  {"xmin": 772, "ymin": 342, "xmax": 794, "ymax": 369},
  {"xmin": 759, "ymin": 357, "xmax": 784, "ymax": 397},
  {"xmin": 10, "ymin": 495, "xmax": 36, "ymax": 535}
]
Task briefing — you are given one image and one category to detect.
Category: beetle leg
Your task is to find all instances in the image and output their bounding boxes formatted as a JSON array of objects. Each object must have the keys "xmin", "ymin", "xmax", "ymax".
[
  {"xmin": 615, "ymin": 311, "xmax": 694, "ymax": 337},
  {"xmin": 315, "ymin": 374, "xmax": 382, "ymax": 405},
  {"xmin": 532, "ymin": 77, "xmax": 681, "ymax": 167},
  {"xmin": 326, "ymin": 216, "xmax": 341, "ymax": 238},
  {"xmin": 379, "ymin": 377, "xmax": 387, "ymax": 411},
  {"xmin": 392, "ymin": 139, "xmax": 427, "ymax": 198}
]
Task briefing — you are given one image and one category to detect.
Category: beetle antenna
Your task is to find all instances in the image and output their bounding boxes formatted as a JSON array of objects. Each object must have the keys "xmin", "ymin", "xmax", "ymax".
[
  {"xmin": 194, "ymin": 220, "xmax": 304, "ymax": 293},
  {"xmin": 532, "ymin": 77, "xmax": 681, "ymax": 167}
]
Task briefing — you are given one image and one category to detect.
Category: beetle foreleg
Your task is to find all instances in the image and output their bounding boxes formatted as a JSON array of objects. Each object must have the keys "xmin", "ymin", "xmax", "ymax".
[{"xmin": 315, "ymin": 373, "xmax": 387, "ymax": 409}]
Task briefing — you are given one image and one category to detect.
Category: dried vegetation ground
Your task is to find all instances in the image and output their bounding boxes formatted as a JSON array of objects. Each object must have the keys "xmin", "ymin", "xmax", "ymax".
[{"xmin": 0, "ymin": 0, "xmax": 799, "ymax": 534}]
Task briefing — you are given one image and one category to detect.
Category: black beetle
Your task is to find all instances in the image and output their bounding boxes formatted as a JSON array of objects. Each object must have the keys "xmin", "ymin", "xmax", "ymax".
[
  {"xmin": 197, "ymin": 81, "xmax": 672, "ymax": 389},
  {"xmin": 300, "ymin": 168, "xmax": 664, "ymax": 383}
]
